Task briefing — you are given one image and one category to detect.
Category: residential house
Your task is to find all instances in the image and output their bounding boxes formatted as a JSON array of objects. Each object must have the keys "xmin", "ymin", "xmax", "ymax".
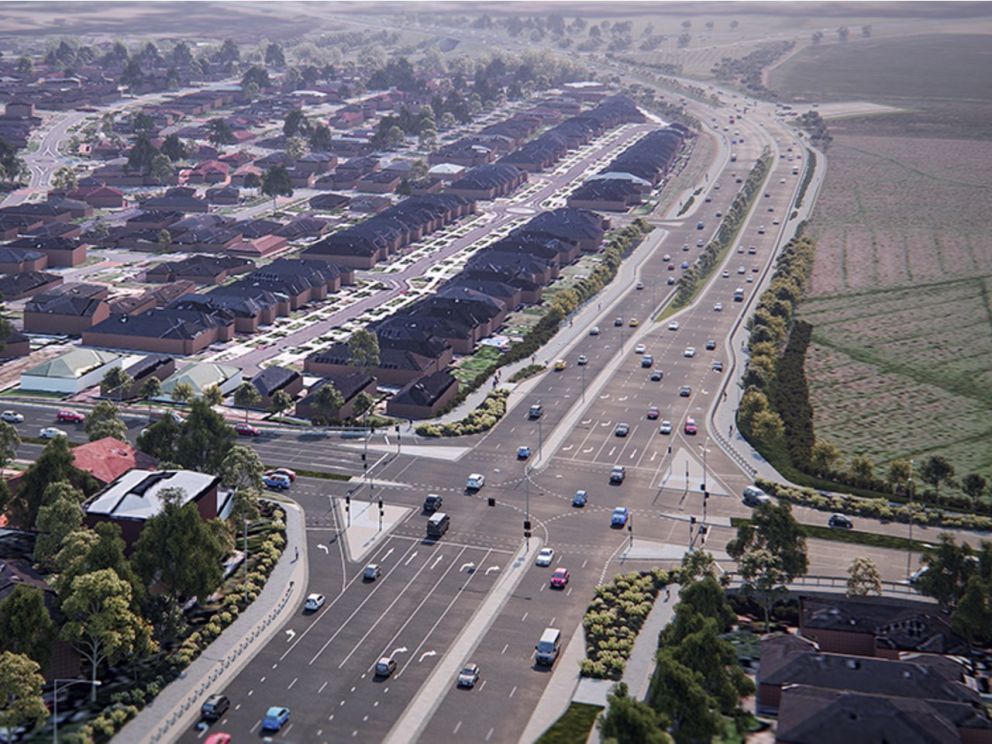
[
  {"xmin": 386, "ymin": 370, "xmax": 458, "ymax": 420},
  {"xmin": 145, "ymin": 255, "xmax": 254, "ymax": 285},
  {"xmin": 23, "ymin": 283, "xmax": 111, "ymax": 336},
  {"xmin": 0, "ymin": 246, "xmax": 47, "ymax": 273},
  {"xmin": 158, "ymin": 362, "xmax": 242, "ymax": 401},
  {"xmin": 71, "ymin": 437, "xmax": 159, "ymax": 486},
  {"xmin": 20, "ymin": 348, "xmax": 121, "ymax": 394},
  {"xmin": 83, "ymin": 307, "xmax": 235, "ymax": 355},
  {"xmin": 0, "ymin": 271, "xmax": 63, "ymax": 301},
  {"xmin": 7, "ymin": 236, "xmax": 87, "ymax": 266},
  {"xmin": 295, "ymin": 373, "xmax": 376, "ymax": 422},
  {"xmin": 250, "ymin": 366, "xmax": 304, "ymax": 410}
]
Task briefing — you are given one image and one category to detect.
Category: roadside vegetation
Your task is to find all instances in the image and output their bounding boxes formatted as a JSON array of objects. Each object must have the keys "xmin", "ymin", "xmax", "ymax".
[
  {"xmin": 416, "ymin": 389, "xmax": 508, "ymax": 438},
  {"xmin": 508, "ymin": 364, "xmax": 546, "ymax": 383}
]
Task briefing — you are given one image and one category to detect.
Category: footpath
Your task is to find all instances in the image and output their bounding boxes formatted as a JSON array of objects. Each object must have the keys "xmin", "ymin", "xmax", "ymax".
[{"xmin": 117, "ymin": 499, "xmax": 308, "ymax": 744}]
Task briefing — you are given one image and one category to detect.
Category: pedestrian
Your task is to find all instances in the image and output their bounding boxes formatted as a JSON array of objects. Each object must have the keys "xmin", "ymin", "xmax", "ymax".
[
  {"xmin": 729, "ymin": 424, "xmax": 734, "ymax": 437},
  {"xmin": 665, "ymin": 588, "xmax": 671, "ymax": 602},
  {"xmin": 294, "ymin": 547, "xmax": 299, "ymax": 561},
  {"xmin": 723, "ymin": 391, "xmax": 728, "ymax": 401}
]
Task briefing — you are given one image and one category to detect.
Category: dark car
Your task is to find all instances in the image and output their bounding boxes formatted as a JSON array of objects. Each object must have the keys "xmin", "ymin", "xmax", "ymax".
[
  {"xmin": 201, "ymin": 694, "xmax": 230, "ymax": 721},
  {"xmin": 614, "ymin": 423, "xmax": 630, "ymax": 437},
  {"xmin": 424, "ymin": 494, "xmax": 443, "ymax": 512},
  {"xmin": 650, "ymin": 370, "xmax": 664, "ymax": 381},
  {"xmin": 679, "ymin": 385, "xmax": 692, "ymax": 397},
  {"xmin": 828, "ymin": 514, "xmax": 853, "ymax": 529}
]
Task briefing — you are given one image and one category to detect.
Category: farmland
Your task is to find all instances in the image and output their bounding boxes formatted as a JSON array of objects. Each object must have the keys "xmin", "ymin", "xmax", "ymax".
[{"xmin": 772, "ymin": 32, "xmax": 992, "ymax": 489}]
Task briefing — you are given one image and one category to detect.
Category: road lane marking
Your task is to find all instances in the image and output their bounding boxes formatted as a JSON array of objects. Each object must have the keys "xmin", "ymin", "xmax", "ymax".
[
  {"xmin": 287, "ymin": 676, "xmax": 297, "ymax": 690},
  {"xmin": 509, "ymin": 685, "xmax": 517, "ymax": 698},
  {"xmin": 404, "ymin": 551, "xmax": 419, "ymax": 566},
  {"xmin": 501, "ymin": 644, "xmax": 508, "ymax": 655},
  {"xmin": 431, "ymin": 555, "xmax": 444, "ymax": 569},
  {"xmin": 250, "ymin": 721, "xmax": 260, "ymax": 733},
  {"xmin": 521, "ymin": 611, "xmax": 529, "ymax": 621},
  {"xmin": 453, "ymin": 722, "xmax": 462, "ymax": 734},
  {"xmin": 318, "ymin": 681, "xmax": 328, "ymax": 694}
]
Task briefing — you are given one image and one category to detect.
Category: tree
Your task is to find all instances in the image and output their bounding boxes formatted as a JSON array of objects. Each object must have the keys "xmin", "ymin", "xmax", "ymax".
[
  {"xmin": 171, "ymin": 40, "xmax": 194, "ymax": 68},
  {"xmin": 53, "ymin": 522, "xmax": 143, "ymax": 604},
  {"xmin": 140, "ymin": 376, "xmax": 162, "ymax": 418},
  {"xmin": 174, "ymin": 398, "xmax": 236, "ymax": 473},
  {"xmin": 171, "ymin": 381, "xmax": 194, "ymax": 403},
  {"xmin": 60, "ymin": 568, "xmax": 155, "ymax": 701},
  {"xmin": 669, "ymin": 574, "xmax": 735, "ymax": 636},
  {"xmin": 264, "ymin": 42, "xmax": 286, "ymax": 68},
  {"xmin": 218, "ymin": 39, "xmax": 241, "ymax": 67},
  {"xmin": 126, "ymin": 133, "xmax": 157, "ymax": 174},
  {"xmin": 285, "ymin": 136, "xmax": 307, "ymax": 161},
  {"xmin": 132, "ymin": 488, "xmax": 227, "ymax": 601},
  {"xmin": 0, "ymin": 651, "xmax": 47, "ymax": 733},
  {"xmin": 917, "ymin": 534, "xmax": 975, "ymax": 609},
  {"xmin": 220, "ymin": 445, "xmax": 263, "ymax": 523},
  {"xmin": 207, "ymin": 117, "xmax": 235, "ymax": 146},
  {"xmin": 157, "ymin": 228, "xmax": 172, "ymax": 250},
  {"xmin": 160, "ymin": 132, "xmax": 186, "ymax": 161},
  {"xmin": 101, "ymin": 365, "xmax": 133, "ymax": 402},
  {"xmin": 233, "ymin": 381, "xmax": 261, "ymax": 421},
  {"xmin": 203, "ymin": 384, "xmax": 224, "ymax": 407},
  {"xmin": 132, "ymin": 111, "xmax": 155, "ymax": 134},
  {"xmin": 727, "ymin": 501, "xmax": 808, "ymax": 580},
  {"xmin": 85, "ymin": 400, "xmax": 128, "ymax": 442},
  {"xmin": 951, "ymin": 576, "xmax": 992, "ymax": 647},
  {"xmin": 309, "ymin": 123, "xmax": 332, "ymax": 151},
  {"xmin": 730, "ymin": 19, "xmax": 740, "ymax": 29},
  {"xmin": 439, "ymin": 111, "xmax": 457, "ymax": 130},
  {"xmin": 243, "ymin": 171, "xmax": 261, "ymax": 191},
  {"xmin": 52, "ymin": 165, "xmax": 77, "ymax": 192},
  {"xmin": 861, "ymin": 24, "xmax": 873, "ymax": 38},
  {"xmin": 136, "ymin": 414, "xmax": 180, "ymax": 463},
  {"xmin": 11, "ymin": 436, "xmax": 89, "ymax": 528},
  {"xmin": 348, "ymin": 328, "xmax": 380, "ymax": 371},
  {"xmin": 270, "ymin": 389, "xmax": 293, "ymax": 418},
  {"xmin": 0, "ymin": 586, "xmax": 55, "ymax": 666},
  {"xmin": 353, "ymin": 391, "xmax": 374, "ymax": 419},
  {"xmin": 261, "ymin": 164, "xmax": 293, "ymax": 214},
  {"xmin": 385, "ymin": 124, "xmax": 405, "ymax": 149},
  {"xmin": 599, "ymin": 682, "xmax": 667, "ymax": 744},
  {"xmin": 887, "ymin": 459, "xmax": 913, "ymax": 494},
  {"xmin": 311, "ymin": 382, "xmax": 344, "ymax": 424},
  {"xmin": 647, "ymin": 653, "xmax": 720, "ymax": 743},
  {"xmin": 738, "ymin": 547, "xmax": 788, "ymax": 629},
  {"xmin": 750, "ymin": 408, "xmax": 784, "ymax": 443},
  {"xmin": 150, "ymin": 152, "xmax": 174, "ymax": 183},
  {"xmin": 668, "ymin": 618, "xmax": 754, "ymax": 712},
  {"xmin": 809, "ymin": 440, "xmax": 841, "ymax": 476},
  {"xmin": 962, "ymin": 473, "xmax": 987, "ymax": 502},
  {"xmin": 32, "ymin": 484, "xmax": 84, "ymax": 568},
  {"xmin": 847, "ymin": 556, "xmax": 883, "ymax": 597},
  {"xmin": 849, "ymin": 453, "xmax": 876, "ymax": 487},
  {"xmin": 0, "ymin": 420, "xmax": 19, "ymax": 477},
  {"xmin": 920, "ymin": 455, "xmax": 955, "ymax": 500},
  {"xmin": 241, "ymin": 64, "xmax": 270, "ymax": 91},
  {"xmin": 811, "ymin": 30, "xmax": 824, "ymax": 45},
  {"xmin": 15, "ymin": 55, "xmax": 33, "ymax": 77},
  {"xmin": 284, "ymin": 108, "xmax": 308, "ymax": 138}
]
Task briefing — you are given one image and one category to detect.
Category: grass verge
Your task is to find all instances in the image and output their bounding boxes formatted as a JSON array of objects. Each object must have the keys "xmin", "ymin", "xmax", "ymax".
[
  {"xmin": 536, "ymin": 702, "xmax": 603, "ymax": 744},
  {"xmin": 278, "ymin": 467, "xmax": 351, "ymax": 481},
  {"xmin": 731, "ymin": 517, "xmax": 930, "ymax": 552}
]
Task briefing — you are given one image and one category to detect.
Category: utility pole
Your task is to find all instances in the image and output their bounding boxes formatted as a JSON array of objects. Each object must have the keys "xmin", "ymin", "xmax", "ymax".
[
  {"xmin": 524, "ymin": 463, "xmax": 531, "ymax": 550},
  {"xmin": 907, "ymin": 459, "xmax": 915, "ymax": 579},
  {"xmin": 243, "ymin": 516, "xmax": 249, "ymax": 601}
]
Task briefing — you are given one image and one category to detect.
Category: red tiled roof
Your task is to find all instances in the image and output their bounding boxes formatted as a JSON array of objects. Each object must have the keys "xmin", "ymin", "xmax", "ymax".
[{"xmin": 71, "ymin": 437, "xmax": 159, "ymax": 484}]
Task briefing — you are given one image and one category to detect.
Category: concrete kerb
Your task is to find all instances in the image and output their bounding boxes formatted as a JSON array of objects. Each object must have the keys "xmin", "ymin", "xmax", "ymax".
[
  {"xmin": 120, "ymin": 499, "xmax": 308, "ymax": 744},
  {"xmin": 383, "ymin": 537, "xmax": 543, "ymax": 744}
]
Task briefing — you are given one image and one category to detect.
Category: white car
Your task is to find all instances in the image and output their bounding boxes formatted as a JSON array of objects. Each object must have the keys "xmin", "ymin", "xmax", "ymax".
[
  {"xmin": 714, "ymin": 302, "xmax": 724, "ymax": 312},
  {"xmin": 634, "ymin": 343, "xmax": 646, "ymax": 354},
  {"xmin": 466, "ymin": 473, "xmax": 485, "ymax": 490},
  {"xmin": 304, "ymin": 593, "xmax": 325, "ymax": 611},
  {"xmin": 659, "ymin": 420, "xmax": 673, "ymax": 435},
  {"xmin": 589, "ymin": 326, "xmax": 600, "ymax": 336},
  {"xmin": 662, "ymin": 254, "xmax": 671, "ymax": 261},
  {"xmin": 0, "ymin": 410, "xmax": 23, "ymax": 424},
  {"xmin": 39, "ymin": 427, "xmax": 67, "ymax": 440},
  {"xmin": 683, "ymin": 347, "xmax": 696, "ymax": 358},
  {"xmin": 577, "ymin": 354, "xmax": 588, "ymax": 365},
  {"xmin": 738, "ymin": 266, "xmax": 746, "ymax": 274},
  {"xmin": 536, "ymin": 548, "xmax": 555, "ymax": 567},
  {"xmin": 721, "ymin": 270, "xmax": 729, "ymax": 278},
  {"xmin": 667, "ymin": 321, "xmax": 680, "ymax": 331}
]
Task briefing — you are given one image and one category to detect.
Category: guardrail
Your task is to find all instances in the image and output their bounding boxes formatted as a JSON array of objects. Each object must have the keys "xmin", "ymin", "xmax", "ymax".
[{"xmin": 723, "ymin": 573, "xmax": 921, "ymax": 596}]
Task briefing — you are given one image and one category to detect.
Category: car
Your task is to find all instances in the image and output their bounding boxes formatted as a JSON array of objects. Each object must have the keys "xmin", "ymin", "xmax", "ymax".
[
  {"xmin": 696, "ymin": 238, "xmax": 704, "ymax": 247},
  {"xmin": 737, "ymin": 244, "xmax": 745, "ymax": 254},
  {"xmin": 614, "ymin": 423, "xmax": 630, "ymax": 437},
  {"xmin": 39, "ymin": 427, "xmax": 67, "ymax": 440},
  {"xmin": 714, "ymin": 302, "xmax": 724, "ymax": 312},
  {"xmin": 752, "ymin": 265, "xmax": 760, "ymax": 273},
  {"xmin": 628, "ymin": 318, "xmax": 639, "ymax": 327},
  {"xmin": 56, "ymin": 409, "xmax": 85, "ymax": 424},
  {"xmin": 706, "ymin": 339, "xmax": 716, "ymax": 350},
  {"xmin": 262, "ymin": 706, "xmax": 290, "ymax": 731},
  {"xmin": 466, "ymin": 473, "xmax": 485, "ymax": 490},
  {"xmin": 722, "ymin": 270, "xmax": 730, "ymax": 278},
  {"xmin": 265, "ymin": 467, "xmax": 296, "ymax": 482},
  {"xmin": 681, "ymin": 261, "xmax": 690, "ymax": 269},
  {"xmin": 659, "ymin": 420, "xmax": 673, "ymax": 435},
  {"xmin": 668, "ymin": 320, "xmax": 680, "ymax": 331},
  {"xmin": 684, "ymin": 417, "xmax": 698, "ymax": 435},
  {"xmin": 765, "ymin": 192, "xmax": 771, "ymax": 198},
  {"xmin": 679, "ymin": 385, "xmax": 692, "ymax": 397},
  {"xmin": 634, "ymin": 343, "xmax": 646, "ymax": 354},
  {"xmin": 457, "ymin": 663, "xmax": 480, "ymax": 688},
  {"xmin": 828, "ymin": 513, "xmax": 853, "ymax": 529},
  {"xmin": 304, "ymin": 593, "xmax": 326, "ymax": 611},
  {"xmin": 536, "ymin": 548, "xmax": 555, "ymax": 567},
  {"xmin": 611, "ymin": 507, "xmax": 630, "ymax": 527},
  {"xmin": 668, "ymin": 263, "xmax": 675, "ymax": 271},
  {"xmin": 528, "ymin": 403, "xmax": 543, "ymax": 419},
  {"xmin": 614, "ymin": 317, "xmax": 624, "ymax": 327},
  {"xmin": 738, "ymin": 265, "xmax": 746, "ymax": 274},
  {"xmin": 683, "ymin": 347, "xmax": 696, "ymax": 358},
  {"xmin": 780, "ymin": 177, "xmax": 787, "ymax": 184},
  {"xmin": 748, "ymin": 245, "xmax": 757, "ymax": 255},
  {"xmin": 589, "ymin": 326, "xmax": 600, "ymax": 336},
  {"xmin": 205, "ymin": 734, "xmax": 232, "ymax": 744},
  {"xmin": 201, "ymin": 694, "xmax": 230, "ymax": 721},
  {"xmin": 609, "ymin": 465, "xmax": 626, "ymax": 484},
  {"xmin": 696, "ymin": 221, "xmax": 705, "ymax": 230},
  {"xmin": 641, "ymin": 354, "xmax": 654, "ymax": 368},
  {"xmin": 746, "ymin": 276, "xmax": 754, "ymax": 283},
  {"xmin": 554, "ymin": 359, "xmax": 567, "ymax": 371},
  {"xmin": 682, "ymin": 243, "xmax": 690, "ymax": 251},
  {"xmin": 263, "ymin": 473, "xmax": 292, "ymax": 490},
  {"xmin": 704, "ymin": 195, "xmax": 712, "ymax": 202},
  {"xmin": 572, "ymin": 490, "xmax": 587, "ymax": 507},
  {"xmin": 635, "ymin": 281, "xmax": 644, "ymax": 290},
  {"xmin": 715, "ymin": 211, "xmax": 723, "ymax": 218},
  {"xmin": 234, "ymin": 422, "xmax": 260, "ymax": 437},
  {"xmin": 650, "ymin": 370, "xmax": 663, "ymax": 381},
  {"xmin": 363, "ymin": 564, "xmax": 382, "ymax": 581},
  {"xmin": 517, "ymin": 445, "xmax": 531, "ymax": 459},
  {"xmin": 577, "ymin": 354, "xmax": 588, "ymax": 366},
  {"xmin": 712, "ymin": 361, "xmax": 724, "ymax": 372},
  {"xmin": 667, "ymin": 276, "xmax": 676, "ymax": 285},
  {"xmin": 773, "ymin": 218, "xmax": 781, "ymax": 225},
  {"xmin": 0, "ymin": 410, "xmax": 23, "ymax": 424},
  {"xmin": 424, "ymin": 494, "xmax": 443, "ymax": 512},
  {"xmin": 757, "ymin": 225, "xmax": 766, "ymax": 234},
  {"xmin": 662, "ymin": 254, "xmax": 671, "ymax": 261},
  {"xmin": 550, "ymin": 568, "xmax": 570, "ymax": 588},
  {"xmin": 646, "ymin": 405, "xmax": 659, "ymax": 420},
  {"xmin": 375, "ymin": 657, "xmax": 397, "ymax": 678}
]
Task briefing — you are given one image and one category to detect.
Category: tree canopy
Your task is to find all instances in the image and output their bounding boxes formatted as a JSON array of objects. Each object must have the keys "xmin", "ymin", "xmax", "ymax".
[
  {"xmin": 0, "ymin": 586, "xmax": 54, "ymax": 667},
  {"xmin": 0, "ymin": 651, "xmax": 47, "ymax": 733}
]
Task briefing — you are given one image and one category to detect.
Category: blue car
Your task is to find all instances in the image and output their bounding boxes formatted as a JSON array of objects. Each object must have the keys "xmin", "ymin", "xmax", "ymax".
[
  {"xmin": 263, "ymin": 473, "xmax": 291, "ymax": 490},
  {"xmin": 572, "ymin": 490, "xmax": 587, "ymax": 507},
  {"xmin": 262, "ymin": 706, "xmax": 290, "ymax": 731},
  {"xmin": 517, "ymin": 446, "xmax": 531, "ymax": 460},
  {"xmin": 611, "ymin": 507, "xmax": 630, "ymax": 527}
]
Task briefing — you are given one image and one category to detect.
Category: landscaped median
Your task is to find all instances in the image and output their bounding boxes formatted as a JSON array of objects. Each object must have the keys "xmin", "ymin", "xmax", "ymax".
[
  {"xmin": 730, "ymin": 516, "xmax": 931, "ymax": 552},
  {"xmin": 416, "ymin": 389, "xmax": 508, "ymax": 437}
]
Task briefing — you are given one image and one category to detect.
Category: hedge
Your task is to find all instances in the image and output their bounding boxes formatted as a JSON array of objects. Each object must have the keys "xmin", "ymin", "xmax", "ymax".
[
  {"xmin": 508, "ymin": 363, "xmax": 546, "ymax": 383},
  {"xmin": 416, "ymin": 389, "xmax": 509, "ymax": 437}
]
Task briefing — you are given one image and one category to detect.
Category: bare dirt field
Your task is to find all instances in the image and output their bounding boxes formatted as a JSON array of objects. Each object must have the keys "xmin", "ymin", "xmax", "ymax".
[{"xmin": 772, "ymin": 31, "xmax": 992, "ymax": 486}]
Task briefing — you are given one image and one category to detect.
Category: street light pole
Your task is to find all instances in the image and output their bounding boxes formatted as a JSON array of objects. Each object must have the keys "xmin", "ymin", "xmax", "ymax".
[
  {"xmin": 537, "ymin": 417, "xmax": 543, "ymax": 464},
  {"xmin": 907, "ymin": 459, "xmax": 915, "ymax": 579},
  {"xmin": 53, "ymin": 679, "xmax": 102, "ymax": 743}
]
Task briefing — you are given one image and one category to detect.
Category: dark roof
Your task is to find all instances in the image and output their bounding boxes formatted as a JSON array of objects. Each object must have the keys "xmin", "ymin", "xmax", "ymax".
[
  {"xmin": 390, "ymin": 371, "xmax": 456, "ymax": 407},
  {"xmin": 24, "ymin": 283, "xmax": 106, "ymax": 317},
  {"xmin": 309, "ymin": 372, "xmax": 374, "ymax": 402},
  {"xmin": 516, "ymin": 207, "xmax": 605, "ymax": 243},
  {"xmin": 0, "ymin": 246, "xmax": 44, "ymax": 263},
  {"xmin": 273, "ymin": 216, "xmax": 329, "ymax": 240},
  {"xmin": 0, "ymin": 271, "xmax": 61, "ymax": 297},
  {"xmin": 251, "ymin": 366, "xmax": 301, "ymax": 398},
  {"xmin": 87, "ymin": 308, "xmax": 230, "ymax": 340},
  {"xmin": 448, "ymin": 163, "xmax": 522, "ymax": 191},
  {"xmin": 309, "ymin": 193, "xmax": 350, "ymax": 210},
  {"xmin": 124, "ymin": 354, "xmax": 173, "ymax": 380},
  {"xmin": 146, "ymin": 254, "xmax": 255, "ymax": 281},
  {"xmin": 7, "ymin": 236, "xmax": 83, "ymax": 253}
]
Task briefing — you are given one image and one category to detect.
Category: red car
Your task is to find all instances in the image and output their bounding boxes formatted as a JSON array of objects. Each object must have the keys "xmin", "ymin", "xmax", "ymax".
[
  {"xmin": 646, "ymin": 406, "xmax": 659, "ymax": 420},
  {"xmin": 684, "ymin": 417, "xmax": 698, "ymax": 435},
  {"xmin": 266, "ymin": 467, "xmax": 297, "ymax": 482},
  {"xmin": 56, "ymin": 409, "xmax": 85, "ymax": 424},
  {"xmin": 667, "ymin": 263, "xmax": 675, "ymax": 271},
  {"xmin": 550, "ymin": 567, "xmax": 570, "ymax": 589},
  {"xmin": 205, "ymin": 735, "xmax": 232, "ymax": 744},
  {"xmin": 234, "ymin": 422, "xmax": 260, "ymax": 437}
]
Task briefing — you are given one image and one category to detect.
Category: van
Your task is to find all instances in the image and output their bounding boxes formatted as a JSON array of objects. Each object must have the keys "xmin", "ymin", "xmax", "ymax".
[
  {"xmin": 427, "ymin": 512, "xmax": 449, "ymax": 539},
  {"xmin": 535, "ymin": 627, "xmax": 561, "ymax": 665},
  {"xmin": 742, "ymin": 486, "xmax": 771, "ymax": 507}
]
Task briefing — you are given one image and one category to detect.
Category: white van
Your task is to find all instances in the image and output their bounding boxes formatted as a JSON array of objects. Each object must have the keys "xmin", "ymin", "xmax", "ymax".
[{"xmin": 535, "ymin": 627, "xmax": 561, "ymax": 666}]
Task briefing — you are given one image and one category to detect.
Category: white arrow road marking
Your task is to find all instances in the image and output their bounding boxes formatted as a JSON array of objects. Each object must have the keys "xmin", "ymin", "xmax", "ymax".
[
  {"xmin": 379, "ymin": 547, "xmax": 394, "ymax": 562},
  {"xmin": 581, "ymin": 419, "xmax": 592, "ymax": 425},
  {"xmin": 583, "ymin": 447, "xmax": 594, "ymax": 454},
  {"xmin": 318, "ymin": 544, "xmax": 329, "ymax": 554},
  {"xmin": 431, "ymin": 555, "xmax": 444, "ymax": 569},
  {"xmin": 629, "ymin": 449, "xmax": 638, "ymax": 459},
  {"xmin": 392, "ymin": 646, "xmax": 408, "ymax": 657},
  {"xmin": 286, "ymin": 630, "xmax": 297, "ymax": 643},
  {"xmin": 404, "ymin": 551, "xmax": 418, "ymax": 566},
  {"xmin": 461, "ymin": 562, "xmax": 475, "ymax": 573},
  {"xmin": 419, "ymin": 650, "xmax": 437, "ymax": 662},
  {"xmin": 618, "ymin": 395, "xmax": 628, "ymax": 401},
  {"xmin": 599, "ymin": 394, "xmax": 610, "ymax": 399},
  {"xmin": 562, "ymin": 445, "xmax": 573, "ymax": 452},
  {"xmin": 485, "ymin": 565, "xmax": 501, "ymax": 575}
]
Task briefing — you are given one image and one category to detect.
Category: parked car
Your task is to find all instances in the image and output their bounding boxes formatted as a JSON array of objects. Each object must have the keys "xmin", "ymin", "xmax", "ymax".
[
  {"xmin": 263, "ymin": 473, "xmax": 292, "ymax": 490},
  {"xmin": 234, "ymin": 422, "xmax": 260, "ymax": 437},
  {"xmin": 550, "ymin": 568, "xmax": 570, "ymax": 589},
  {"xmin": 0, "ymin": 410, "xmax": 23, "ymax": 423},
  {"xmin": 304, "ymin": 593, "xmax": 325, "ymax": 611},
  {"xmin": 572, "ymin": 490, "xmax": 587, "ymax": 507},
  {"xmin": 611, "ymin": 507, "xmax": 630, "ymax": 527},
  {"xmin": 262, "ymin": 707, "xmax": 290, "ymax": 731},
  {"xmin": 457, "ymin": 663, "xmax": 480, "ymax": 688},
  {"xmin": 56, "ymin": 409, "xmax": 85, "ymax": 424}
]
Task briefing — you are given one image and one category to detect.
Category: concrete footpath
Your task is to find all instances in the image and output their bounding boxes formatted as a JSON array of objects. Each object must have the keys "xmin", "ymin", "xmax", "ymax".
[{"xmin": 118, "ymin": 500, "xmax": 308, "ymax": 744}]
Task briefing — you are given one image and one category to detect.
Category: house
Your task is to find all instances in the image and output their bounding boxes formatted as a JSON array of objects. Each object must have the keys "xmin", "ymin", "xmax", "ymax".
[
  {"xmin": 516, "ymin": 207, "xmax": 607, "ymax": 253},
  {"xmin": 0, "ymin": 246, "xmax": 47, "ymax": 273},
  {"xmin": 356, "ymin": 171, "xmax": 403, "ymax": 194},
  {"xmin": 141, "ymin": 187, "xmax": 210, "ymax": 213},
  {"xmin": 332, "ymin": 156, "xmax": 380, "ymax": 189},
  {"xmin": 567, "ymin": 179, "xmax": 644, "ymax": 212},
  {"xmin": 309, "ymin": 192, "xmax": 350, "ymax": 211},
  {"xmin": 108, "ymin": 281, "xmax": 198, "ymax": 316},
  {"xmin": 186, "ymin": 159, "xmax": 230, "ymax": 185},
  {"xmin": 295, "ymin": 372, "xmax": 376, "ymax": 423},
  {"xmin": 145, "ymin": 254, "xmax": 254, "ymax": 285},
  {"xmin": 84, "ymin": 469, "xmax": 224, "ymax": 547},
  {"xmin": 0, "ymin": 271, "xmax": 63, "ymax": 301},
  {"xmin": 116, "ymin": 354, "xmax": 176, "ymax": 399},
  {"xmin": 205, "ymin": 185, "xmax": 240, "ymax": 205},
  {"xmin": 6, "ymin": 236, "xmax": 87, "ymax": 267},
  {"xmin": 20, "ymin": 348, "xmax": 121, "ymax": 394},
  {"xmin": 83, "ymin": 307, "xmax": 235, "ymax": 355},
  {"xmin": 386, "ymin": 371, "xmax": 458, "ymax": 420},
  {"xmin": 273, "ymin": 216, "xmax": 330, "ymax": 241},
  {"xmin": 227, "ymin": 234, "xmax": 289, "ymax": 257},
  {"xmin": 250, "ymin": 366, "xmax": 304, "ymax": 410},
  {"xmin": 427, "ymin": 162, "xmax": 467, "ymax": 182},
  {"xmin": 71, "ymin": 437, "xmax": 159, "ymax": 486},
  {"xmin": 23, "ymin": 283, "xmax": 111, "ymax": 336},
  {"xmin": 69, "ymin": 185, "xmax": 126, "ymax": 209},
  {"xmin": 0, "ymin": 328, "xmax": 30, "ymax": 360},
  {"xmin": 446, "ymin": 163, "xmax": 526, "ymax": 200},
  {"xmin": 158, "ymin": 362, "xmax": 242, "ymax": 401},
  {"xmin": 305, "ymin": 330, "xmax": 453, "ymax": 387}
]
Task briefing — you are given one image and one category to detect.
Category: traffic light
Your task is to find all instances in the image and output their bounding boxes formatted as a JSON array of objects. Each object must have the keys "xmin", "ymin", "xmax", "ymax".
[
  {"xmin": 523, "ymin": 519, "xmax": 531, "ymax": 531},
  {"xmin": 345, "ymin": 494, "xmax": 351, "ymax": 512},
  {"xmin": 378, "ymin": 499, "xmax": 384, "ymax": 515},
  {"xmin": 487, "ymin": 496, "xmax": 496, "ymax": 507},
  {"xmin": 690, "ymin": 515, "xmax": 697, "ymax": 525},
  {"xmin": 395, "ymin": 425, "xmax": 400, "ymax": 434}
]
